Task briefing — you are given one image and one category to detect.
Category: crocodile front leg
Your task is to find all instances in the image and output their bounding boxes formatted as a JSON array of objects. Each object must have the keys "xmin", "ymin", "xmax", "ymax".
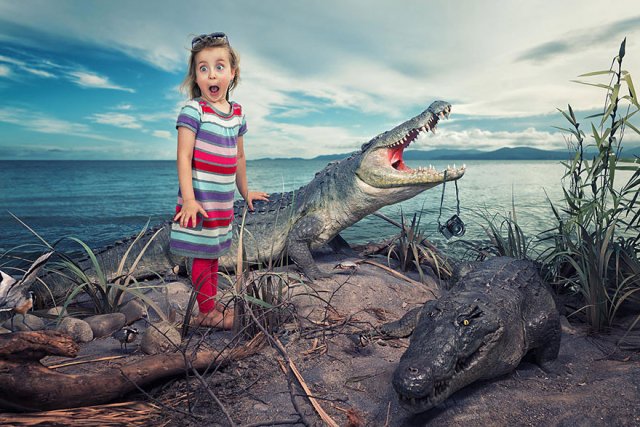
[{"xmin": 287, "ymin": 215, "xmax": 331, "ymax": 280}]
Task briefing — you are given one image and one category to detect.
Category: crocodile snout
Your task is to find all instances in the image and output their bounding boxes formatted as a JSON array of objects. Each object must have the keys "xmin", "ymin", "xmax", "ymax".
[{"xmin": 392, "ymin": 363, "xmax": 431, "ymax": 396}]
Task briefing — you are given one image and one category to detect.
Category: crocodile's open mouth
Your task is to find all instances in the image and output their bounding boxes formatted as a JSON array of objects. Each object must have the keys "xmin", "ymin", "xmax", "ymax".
[
  {"xmin": 356, "ymin": 101, "xmax": 465, "ymax": 189},
  {"xmin": 388, "ymin": 109, "xmax": 444, "ymax": 172}
]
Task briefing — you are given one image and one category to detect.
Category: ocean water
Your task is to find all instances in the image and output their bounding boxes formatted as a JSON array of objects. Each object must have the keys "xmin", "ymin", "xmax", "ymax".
[{"xmin": 0, "ymin": 159, "xmax": 569, "ymax": 254}]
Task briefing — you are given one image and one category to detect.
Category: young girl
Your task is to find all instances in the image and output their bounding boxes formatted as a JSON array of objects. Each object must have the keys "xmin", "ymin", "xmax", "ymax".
[{"xmin": 170, "ymin": 32, "xmax": 268, "ymax": 329}]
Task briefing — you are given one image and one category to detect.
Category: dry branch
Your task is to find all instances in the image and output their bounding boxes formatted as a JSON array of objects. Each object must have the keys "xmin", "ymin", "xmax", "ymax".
[
  {"xmin": 0, "ymin": 330, "xmax": 263, "ymax": 412},
  {"xmin": 0, "ymin": 401, "xmax": 160, "ymax": 427}
]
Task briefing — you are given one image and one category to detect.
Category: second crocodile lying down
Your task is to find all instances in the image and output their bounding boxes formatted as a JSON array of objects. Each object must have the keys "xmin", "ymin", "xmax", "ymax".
[
  {"xmin": 34, "ymin": 101, "xmax": 465, "ymax": 303},
  {"xmin": 377, "ymin": 257, "xmax": 561, "ymax": 413}
]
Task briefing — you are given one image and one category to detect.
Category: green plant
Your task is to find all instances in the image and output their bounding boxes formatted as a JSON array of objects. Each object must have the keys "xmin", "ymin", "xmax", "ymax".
[
  {"xmin": 383, "ymin": 209, "xmax": 452, "ymax": 282},
  {"xmin": 454, "ymin": 200, "xmax": 533, "ymax": 261},
  {"xmin": 541, "ymin": 39, "xmax": 640, "ymax": 331},
  {"xmin": 9, "ymin": 213, "xmax": 167, "ymax": 320}
]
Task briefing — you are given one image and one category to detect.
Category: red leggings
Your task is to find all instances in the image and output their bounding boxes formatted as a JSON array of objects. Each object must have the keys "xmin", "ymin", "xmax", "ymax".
[{"xmin": 191, "ymin": 258, "xmax": 219, "ymax": 313}]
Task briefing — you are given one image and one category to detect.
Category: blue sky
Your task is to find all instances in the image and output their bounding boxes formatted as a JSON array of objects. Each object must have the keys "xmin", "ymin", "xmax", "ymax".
[{"xmin": 0, "ymin": 0, "xmax": 639, "ymax": 160}]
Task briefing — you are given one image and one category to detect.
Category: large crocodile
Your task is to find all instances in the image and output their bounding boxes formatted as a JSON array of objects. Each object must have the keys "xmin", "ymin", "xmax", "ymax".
[
  {"xmin": 376, "ymin": 256, "xmax": 560, "ymax": 413},
  {"xmin": 34, "ymin": 101, "xmax": 465, "ymax": 302}
]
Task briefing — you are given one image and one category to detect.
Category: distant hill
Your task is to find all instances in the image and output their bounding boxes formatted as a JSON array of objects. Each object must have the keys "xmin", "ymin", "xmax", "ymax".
[
  {"xmin": 410, "ymin": 147, "xmax": 570, "ymax": 160},
  {"xmin": 304, "ymin": 146, "xmax": 639, "ymax": 162}
]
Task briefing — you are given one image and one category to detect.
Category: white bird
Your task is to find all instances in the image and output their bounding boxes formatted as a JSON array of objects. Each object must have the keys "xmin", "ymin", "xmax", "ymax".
[{"xmin": 0, "ymin": 251, "xmax": 53, "ymax": 330}]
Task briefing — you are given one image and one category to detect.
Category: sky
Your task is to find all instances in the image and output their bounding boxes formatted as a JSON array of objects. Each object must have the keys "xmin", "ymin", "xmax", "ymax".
[{"xmin": 0, "ymin": 0, "xmax": 639, "ymax": 160}]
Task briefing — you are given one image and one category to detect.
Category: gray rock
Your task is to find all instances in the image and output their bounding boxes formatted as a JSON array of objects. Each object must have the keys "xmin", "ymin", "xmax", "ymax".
[
  {"xmin": 140, "ymin": 321, "xmax": 181, "ymax": 355},
  {"xmin": 253, "ymin": 403, "xmax": 270, "ymax": 412},
  {"xmin": 2, "ymin": 313, "xmax": 45, "ymax": 332},
  {"xmin": 57, "ymin": 317, "xmax": 93, "ymax": 342},
  {"xmin": 165, "ymin": 281, "xmax": 195, "ymax": 310},
  {"xmin": 119, "ymin": 300, "xmax": 147, "ymax": 325},
  {"xmin": 84, "ymin": 313, "xmax": 127, "ymax": 338},
  {"xmin": 161, "ymin": 281, "xmax": 198, "ymax": 323},
  {"xmin": 46, "ymin": 306, "xmax": 67, "ymax": 317},
  {"xmin": 0, "ymin": 326, "xmax": 11, "ymax": 334}
]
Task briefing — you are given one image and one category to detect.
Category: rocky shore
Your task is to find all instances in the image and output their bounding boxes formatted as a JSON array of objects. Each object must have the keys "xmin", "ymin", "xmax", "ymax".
[{"xmin": 1, "ymin": 250, "xmax": 639, "ymax": 426}]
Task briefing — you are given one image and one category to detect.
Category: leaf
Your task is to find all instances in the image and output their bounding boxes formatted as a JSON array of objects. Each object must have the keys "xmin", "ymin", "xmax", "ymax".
[
  {"xmin": 624, "ymin": 119, "xmax": 640, "ymax": 136},
  {"xmin": 601, "ymin": 84, "xmax": 620, "ymax": 126},
  {"xmin": 66, "ymin": 237, "xmax": 108, "ymax": 289},
  {"xmin": 619, "ymin": 37, "xmax": 626, "ymax": 62},
  {"xmin": 571, "ymin": 80, "xmax": 612, "ymax": 90},
  {"xmin": 577, "ymin": 70, "xmax": 616, "ymax": 77},
  {"xmin": 557, "ymin": 108, "xmax": 576, "ymax": 126},
  {"xmin": 551, "ymin": 125, "xmax": 578, "ymax": 136},
  {"xmin": 623, "ymin": 73, "xmax": 638, "ymax": 105},
  {"xmin": 8, "ymin": 212, "xmax": 55, "ymax": 249},
  {"xmin": 568, "ymin": 104, "xmax": 577, "ymax": 123},
  {"xmin": 584, "ymin": 112, "xmax": 605, "ymax": 120}
]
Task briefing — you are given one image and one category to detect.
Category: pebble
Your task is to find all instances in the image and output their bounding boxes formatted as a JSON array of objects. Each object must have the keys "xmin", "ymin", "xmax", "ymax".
[
  {"xmin": 84, "ymin": 313, "xmax": 127, "ymax": 338},
  {"xmin": 2, "ymin": 313, "xmax": 45, "ymax": 332},
  {"xmin": 253, "ymin": 403, "xmax": 270, "ymax": 412},
  {"xmin": 159, "ymin": 281, "xmax": 198, "ymax": 323},
  {"xmin": 120, "ymin": 300, "xmax": 148, "ymax": 325},
  {"xmin": 46, "ymin": 306, "xmax": 67, "ymax": 317},
  {"xmin": 140, "ymin": 321, "xmax": 181, "ymax": 355},
  {"xmin": 57, "ymin": 317, "xmax": 93, "ymax": 343}
]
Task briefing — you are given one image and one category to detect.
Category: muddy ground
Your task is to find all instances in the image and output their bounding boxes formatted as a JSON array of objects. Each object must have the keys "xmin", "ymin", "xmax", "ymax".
[{"xmin": 3, "ymin": 251, "xmax": 640, "ymax": 426}]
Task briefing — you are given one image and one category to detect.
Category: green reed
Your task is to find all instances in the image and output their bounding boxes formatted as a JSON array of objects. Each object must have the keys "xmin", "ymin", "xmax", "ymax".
[{"xmin": 541, "ymin": 39, "xmax": 640, "ymax": 331}]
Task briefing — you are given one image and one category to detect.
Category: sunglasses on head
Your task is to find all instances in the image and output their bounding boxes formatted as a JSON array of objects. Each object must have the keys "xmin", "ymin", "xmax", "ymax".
[{"xmin": 191, "ymin": 32, "xmax": 228, "ymax": 48}]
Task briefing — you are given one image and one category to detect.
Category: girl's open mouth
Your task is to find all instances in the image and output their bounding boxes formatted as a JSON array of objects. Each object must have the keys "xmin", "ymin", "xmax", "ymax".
[{"xmin": 209, "ymin": 85, "xmax": 220, "ymax": 94}]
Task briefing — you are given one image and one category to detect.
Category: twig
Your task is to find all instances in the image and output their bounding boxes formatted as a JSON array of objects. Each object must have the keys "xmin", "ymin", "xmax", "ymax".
[
  {"xmin": 240, "ymin": 419, "xmax": 303, "ymax": 427},
  {"xmin": 47, "ymin": 355, "xmax": 128, "ymax": 369},
  {"xmin": 188, "ymin": 360, "xmax": 236, "ymax": 427},
  {"xmin": 359, "ymin": 260, "xmax": 439, "ymax": 298},
  {"xmin": 277, "ymin": 351, "xmax": 339, "ymax": 427},
  {"xmin": 384, "ymin": 401, "xmax": 391, "ymax": 427},
  {"xmin": 119, "ymin": 371, "xmax": 202, "ymax": 421},
  {"xmin": 243, "ymin": 303, "xmax": 311, "ymax": 426}
]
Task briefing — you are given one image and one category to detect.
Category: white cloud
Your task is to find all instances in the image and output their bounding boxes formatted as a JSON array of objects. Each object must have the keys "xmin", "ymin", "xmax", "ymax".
[
  {"xmin": 0, "ymin": 1, "xmax": 639, "ymax": 159},
  {"xmin": 24, "ymin": 67, "xmax": 56, "ymax": 78},
  {"xmin": 424, "ymin": 127, "xmax": 566, "ymax": 152},
  {"xmin": 89, "ymin": 112, "xmax": 142, "ymax": 129},
  {"xmin": 0, "ymin": 54, "xmax": 24, "ymax": 66},
  {"xmin": 67, "ymin": 71, "xmax": 135, "ymax": 92},
  {"xmin": 152, "ymin": 130, "xmax": 172, "ymax": 139},
  {"xmin": 0, "ymin": 107, "xmax": 132, "ymax": 144}
]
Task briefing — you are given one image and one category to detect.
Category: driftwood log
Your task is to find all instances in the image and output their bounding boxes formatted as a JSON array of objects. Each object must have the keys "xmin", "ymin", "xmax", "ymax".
[{"xmin": 0, "ymin": 330, "xmax": 262, "ymax": 412}]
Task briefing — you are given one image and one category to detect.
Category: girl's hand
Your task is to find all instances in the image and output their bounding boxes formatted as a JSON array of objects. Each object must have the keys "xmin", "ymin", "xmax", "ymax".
[
  {"xmin": 174, "ymin": 199, "xmax": 208, "ymax": 228},
  {"xmin": 245, "ymin": 191, "xmax": 269, "ymax": 211}
]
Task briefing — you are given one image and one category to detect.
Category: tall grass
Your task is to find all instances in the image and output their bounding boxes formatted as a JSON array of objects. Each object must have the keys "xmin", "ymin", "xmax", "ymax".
[
  {"xmin": 454, "ymin": 201, "xmax": 532, "ymax": 262},
  {"xmin": 541, "ymin": 39, "xmax": 640, "ymax": 331},
  {"xmin": 381, "ymin": 210, "xmax": 452, "ymax": 281},
  {"xmin": 5, "ymin": 214, "xmax": 167, "ymax": 320}
]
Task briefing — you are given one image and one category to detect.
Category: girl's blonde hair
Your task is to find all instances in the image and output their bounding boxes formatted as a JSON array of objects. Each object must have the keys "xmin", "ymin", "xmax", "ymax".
[{"xmin": 181, "ymin": 36, "xmax": 240, "ymax": 100}]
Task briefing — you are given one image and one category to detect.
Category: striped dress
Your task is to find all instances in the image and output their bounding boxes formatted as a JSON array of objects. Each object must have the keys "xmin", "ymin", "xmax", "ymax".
[{"xmin": 169, "ymin": 98, "xmax": 247, "ymax": 259}]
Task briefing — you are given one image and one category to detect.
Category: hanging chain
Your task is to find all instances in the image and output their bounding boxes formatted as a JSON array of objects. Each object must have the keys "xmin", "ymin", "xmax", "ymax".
[{"xmin": 437, "ymin": 169, "xmax": 461, "ymax": 227}]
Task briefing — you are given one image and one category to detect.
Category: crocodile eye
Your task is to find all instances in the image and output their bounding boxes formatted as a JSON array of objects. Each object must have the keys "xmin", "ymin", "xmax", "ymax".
[{"xmin": 462, "ymin": 319, "xmax": 470, "ymax": 326}]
